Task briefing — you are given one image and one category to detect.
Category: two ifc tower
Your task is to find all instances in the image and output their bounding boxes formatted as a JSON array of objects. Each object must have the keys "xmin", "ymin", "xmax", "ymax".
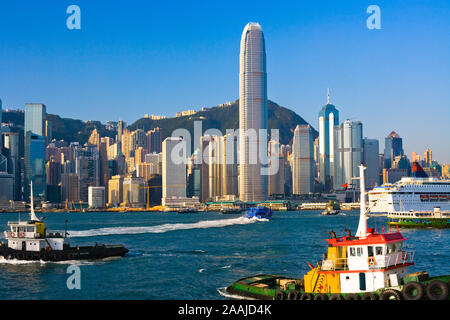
[{"xmin": 239, "ymin": 22, "xmax": 268, "ymax": 203}]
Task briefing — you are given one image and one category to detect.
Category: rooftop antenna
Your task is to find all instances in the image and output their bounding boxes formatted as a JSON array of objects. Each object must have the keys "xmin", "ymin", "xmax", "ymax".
[{"xmin": 327, "ymin": 88, "xmax": 330, "ymax": 104}]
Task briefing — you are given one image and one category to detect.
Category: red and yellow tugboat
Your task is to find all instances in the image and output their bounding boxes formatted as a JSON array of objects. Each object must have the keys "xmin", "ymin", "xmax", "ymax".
[{"xmin": 223, "ymin": 165, "xmax": 450, "ymax": 300}]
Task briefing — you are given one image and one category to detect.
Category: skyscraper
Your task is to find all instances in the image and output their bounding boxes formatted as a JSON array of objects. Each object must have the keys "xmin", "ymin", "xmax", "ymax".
[
  {"xmin": 334, "ymin": 120, "xmax": 363, "ymax": 190},
  {"xmin": 363, "ymin": 138, "xmax": 380, "ymax": 189},
  {"xmin": 24, "ymin": 132, "xmax": 47, "ymax": 202},
  {"xmin": 384, "ymin": 131, "xmax": 404, "ymax": 169},
  {"xmin": 318, "ymin": 90, "xmax": 339, "ymax": 191},
  {"xmin": 162, "ymin": 137, "xmax": 186, "ymax": 204},
  {"xmin": 25, "ymin": 103, "xmax": 46, "ymax": 136},
  {"xmin": 239, "ymin": 22, "xmax": 268, "ymax": 202},
  {"xmin": 292, "ymin": 125, "xmax": 315, "ymax": 195}
]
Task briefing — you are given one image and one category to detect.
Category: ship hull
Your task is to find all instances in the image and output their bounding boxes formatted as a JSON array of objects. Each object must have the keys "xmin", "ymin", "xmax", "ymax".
[
  {"xmin": 0, "ymin": 244, "xmax": 128, "ymax": 262},
  {"xmin": 224, "ymin": 273, "xmax": 450, "ymax": 300}
]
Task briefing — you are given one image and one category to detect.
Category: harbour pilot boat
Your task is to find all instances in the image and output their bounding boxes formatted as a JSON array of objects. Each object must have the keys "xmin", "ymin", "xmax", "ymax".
[
  {"xmin": 223, "ymin": 165, "xmax": 450, "ymax": 300},
  {"xmin": 0, "ymin": 182, "xmax": 128, "ymax": 262},
  {"xmin": 243, "ymin": 206, "xmax": 273, "ymax": 220}
]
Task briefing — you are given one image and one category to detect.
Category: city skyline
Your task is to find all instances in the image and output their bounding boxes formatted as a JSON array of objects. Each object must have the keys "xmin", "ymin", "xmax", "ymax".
[{"xmin": 0, "ymin": 1, "xmax": 449, "ymax": 162}]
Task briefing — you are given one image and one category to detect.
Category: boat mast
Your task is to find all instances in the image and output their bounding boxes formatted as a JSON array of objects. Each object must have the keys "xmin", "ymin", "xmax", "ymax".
[
  {"xmin": 30, "ymin": 180, "xmax": 40, "ymax": 222},
  {"xmin": 356, "ymin": 164, "xmax": 368, "ymax": 238}
]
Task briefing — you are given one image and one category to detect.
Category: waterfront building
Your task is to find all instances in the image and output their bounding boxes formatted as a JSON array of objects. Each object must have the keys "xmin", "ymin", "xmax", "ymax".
[
  {"xmin": 292, "ymin": 125, "xmax": 314, "ymax": 195},
  {"xmin": 144, "ymin": 152, "xmax": 162, "ymax": 175},
  {"xmin": 162, "ymin": 137, "xmax": 187, "ymax": 204},
  {"xmin": 46, "ymin": 156, "xmax": 61, "ymax": 186},
  {"xmin": 318, "ymin": 90, "xmax": 339, "ymax": 191},
  {"xmin": 200, "ymin": 135, "xmax": 213, "ymax": 202},
  {"xmin": 88, "ymin": 186, "xmax": 106, "ymax": 208},
  {"xmin": 75, "ymin": 146, "xmax": 100, "ymax": 202},
  {"xmin": 187, "ymin": 151, "xmax": 201, "ymax": 199},
  {"xmin": 0, "ymin": 173, "xmax": 14, "ymax": 204},
  {"xmin": 268, "ymin": 140, "xmax": 285, "ymax": 196},
  {"xmin": 382, "ymin": 168, "xmax": 408, "ymax": 184},
  {"xmin": 123, "ymin": 176, "xmax": 146, "ymax": 208},
  {"xmin": 384, "ymin": 131, "xmax": 404, "ymax": 169},
  {"xmin": 221, "ymin": 134, "xmax": 238, "ymax": 197},
  {"xmin": 334, "ymin": 120, "xmax": 363, "ymax": 190},
  {"xmin": 136, "ymin": 162, "xmax": 154, "ymax": 181},
  {"xmin": 147, "ymin": 174, "xmax": 162, "ymax": 206},
  {"xmin": 3, "ymin": 132, "xmax": 21, "ymax": 200},
  {"xmin": 61, "ymin": 173, "xmax": 79, "ymax": 203},
  {"xmin": 108, "ymin": 175, "xmax": 124, "ymax": 207},
  {"xmin": 25, "ymin": 103, "xmax": 46, "ymax": 137},
  {"xmin": 239, "ymin": 22, "xmax": 268, "ymax": 202},
  {"xmin": 24, "ymin": 132, "xmax": 46, "ymax": 202},
  {"xmin": 363, "ymin": 138, "xmax": 380, "ymax": 189}
]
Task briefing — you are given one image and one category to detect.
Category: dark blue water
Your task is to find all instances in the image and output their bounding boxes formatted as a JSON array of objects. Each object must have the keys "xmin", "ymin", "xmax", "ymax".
[{"xmin": 0, "ymin": 211, "xmax": 449, "ymax": 299}]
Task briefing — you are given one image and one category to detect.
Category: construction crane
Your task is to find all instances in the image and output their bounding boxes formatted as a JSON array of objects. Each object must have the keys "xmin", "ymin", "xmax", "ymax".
[{"xmin": 138, "ymin": 184, "xmax": 184, "ymax": 211}]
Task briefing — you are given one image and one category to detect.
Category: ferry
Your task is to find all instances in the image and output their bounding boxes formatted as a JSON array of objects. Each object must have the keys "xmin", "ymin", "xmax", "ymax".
[
  {"xmin": 0, "ymin": 182, "xmax": 128, "ymax": 262},
  {"xmin": 222, "ymin": 165, "xmax": 450, "ymax": 300},
  {"xmin": 368, "ymin": 163, "xmax": 450, "ymax": 213},
  {"xmin": 386, "ymin": 207, "xmax": 450, "ymax": 229},
  {"xmin": 243, "ymin": 206, "xmax": 273, "ymax": 220}
]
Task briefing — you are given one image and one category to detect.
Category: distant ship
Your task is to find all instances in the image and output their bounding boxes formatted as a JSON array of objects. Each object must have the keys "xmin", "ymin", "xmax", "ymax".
[
  {"xmin": 368, "ymin": 163, "xmax": 450, "ymax": 213},
  {"xmin": 243, "ymin": 206, "xmax": 273, "ymax": 220},
  {"xmin": 0, "ymin": 181, "xmax": 128, "ymax": 262}
]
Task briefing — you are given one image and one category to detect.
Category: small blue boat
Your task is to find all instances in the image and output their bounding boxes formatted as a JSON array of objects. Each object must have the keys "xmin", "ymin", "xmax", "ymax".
[{"xmin": 243, "ymin": 206, "xmax": 273, "ymax": 220}]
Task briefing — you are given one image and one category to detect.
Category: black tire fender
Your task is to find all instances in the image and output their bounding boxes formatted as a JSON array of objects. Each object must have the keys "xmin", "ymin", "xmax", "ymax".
[
  {"xmin": 425, "ymin": 280, "xmax": 449, "ymax": 301},
  {"xmin": 402, "ymin": 281, "xmax": 424, "ymax": 300},
  {"xmin": 274, "ymin": 291, "xmax": 287, "ymax": 300},
  {"xmin": 287, "ymin": 290, "xmax": 300, "ymax": 300},
  {"xmin": 313, "ymin": 293, "xmax": 328, "ymax": 300},
  {"xmin": 329, "ymin": 293, "xmax": 344, "ymax": 300},
  {"xmin": 345, "ymin": 293, "xmax": 360, "ymax": 300},
  {"xmin": 299, "ymin": 293, "xmax": 314, "ymax": 300},
  {"xmin": 361, "ymin": 292, "xmax": 379, "ymax": 300},
  {"xmin": 380, "ymin": 289, "xmax": 402, "ymax": 300}
]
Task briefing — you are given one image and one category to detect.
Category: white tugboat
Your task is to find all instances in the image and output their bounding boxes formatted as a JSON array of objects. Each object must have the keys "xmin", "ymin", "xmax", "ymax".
[
  {"xmin": 224, "ymin": 165, "xmax": 450, "ymax": 300},
  {"xmin": 0, "ymin": 182, "xmax": 128, "ymax": 262}
]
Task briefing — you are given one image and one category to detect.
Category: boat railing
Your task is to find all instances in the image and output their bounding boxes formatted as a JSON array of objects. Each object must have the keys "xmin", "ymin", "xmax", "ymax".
[
  {"xmin": 382, "ymin": 250, "xmax": 415, "ymax": 267},
  {"xmin": 321, "ymin": 258, "xmax": 349, "ymax": 271}
]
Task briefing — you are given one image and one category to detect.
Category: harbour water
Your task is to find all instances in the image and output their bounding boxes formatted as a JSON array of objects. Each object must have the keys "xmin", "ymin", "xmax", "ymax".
[{"xmin": 0, "ymin": 211, "xmax": 449, "ymax": 300}]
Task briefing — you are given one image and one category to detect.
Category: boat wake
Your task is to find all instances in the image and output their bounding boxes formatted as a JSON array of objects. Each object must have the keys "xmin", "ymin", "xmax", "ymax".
[
  {"xmin": 68, "ymin": 216, "xmax": 266, "ymax": 238},
  {"xmin": 0, "ymin": 256, "xmax": 113, "ymax": 266}
]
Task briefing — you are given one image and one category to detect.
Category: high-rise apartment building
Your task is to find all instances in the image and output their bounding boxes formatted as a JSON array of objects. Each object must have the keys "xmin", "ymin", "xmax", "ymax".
[
  {"xmin": 25, "ymin": 103, "xmax": 46, "ymax": 137},
  {"xmin": 363, "ymin": 138, "xmax": 380, "ymax": 189},
  {"xmin": 24, "ymin": 132, "xmax": 47, "ymax": 202}
]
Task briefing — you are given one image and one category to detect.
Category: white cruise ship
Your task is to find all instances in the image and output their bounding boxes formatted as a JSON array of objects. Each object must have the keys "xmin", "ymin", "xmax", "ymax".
[{"xmin": 368, "ymin": 177, "xmax": 450, "ymax": 213}]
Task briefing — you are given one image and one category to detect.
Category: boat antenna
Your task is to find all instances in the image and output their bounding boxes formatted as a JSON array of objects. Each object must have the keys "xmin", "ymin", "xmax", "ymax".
[{"xmin": 355, "ymin": 164, "xmax": 368, "ymax": 238}]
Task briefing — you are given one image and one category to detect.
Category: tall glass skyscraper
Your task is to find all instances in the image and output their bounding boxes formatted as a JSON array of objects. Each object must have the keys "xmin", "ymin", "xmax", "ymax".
[
  {"xmin": 334, "ymin": 120, "xmax": 363, "ymax": 190},
  {"xmin": 318, "ymin": 92, "xmax": 339, "ymax": 191},
  {"xmin": 239, "ymin": 22, "xmax": 268, "ymax": 202},
  {"xmin": 25, "ymin": 103, "xmax": 46, "ymax": 136},
  {"xmin": 24, "ymin": 132, "xmax": 47, "ymax": 202},
  {"xmin": 384, "ymin": 131, "xmax": 404, "ymax": 169}
]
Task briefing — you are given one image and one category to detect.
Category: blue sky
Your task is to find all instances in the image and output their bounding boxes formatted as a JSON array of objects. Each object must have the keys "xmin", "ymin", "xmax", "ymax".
[{"xmin": 0, "ymin": 0, "xmax": 449, "ymax": 162}]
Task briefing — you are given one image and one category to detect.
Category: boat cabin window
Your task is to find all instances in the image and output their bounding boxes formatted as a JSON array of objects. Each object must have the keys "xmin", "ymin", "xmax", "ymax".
[
  {"xmin": 18, "ymin": 226, "xmax": 25, "ymax": 233},
  {"xmin": 368, "ymin": 246, "xmax": 374, "ymax": 257},
  {"xmin": 357, "ymin": 247, "xmax": 363, "ymax": 257},
  {"xmin": 387, "ymin": 242, "xmax": 403, "ymax": 254},
  {"xmin": 26, "ymin": 226, "xmax": 34, "ymax": 232},
  {"xmin": 376, "ymin": 246, "xmax": 384, "ymax": 255},
  {"xmin": 349, "ymin": 247, "xmax": 355, "ymax": 256}
]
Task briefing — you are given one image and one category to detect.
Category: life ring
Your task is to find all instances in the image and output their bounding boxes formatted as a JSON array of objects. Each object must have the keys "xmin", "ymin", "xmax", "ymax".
[
  {"xmin": 9, "ymin": 232, "xmax": 15, "ymax": 238},
  {"xmin": 19, "ymin": 232, "xmax": 25, "ymax": 238},
  {"xmin": 368, "ymin": 256, "xmax": 376, "ymax": 266}
]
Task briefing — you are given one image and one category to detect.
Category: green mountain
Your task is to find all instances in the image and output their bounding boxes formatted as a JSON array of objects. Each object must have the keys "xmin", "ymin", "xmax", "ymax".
[
  {"xmin": 129, "ymin": 100, "xmax": 317, "ymax": 146},
  {"xmin": 2, "ymin": 100, "xmax": 317, "ymax": 146}
]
